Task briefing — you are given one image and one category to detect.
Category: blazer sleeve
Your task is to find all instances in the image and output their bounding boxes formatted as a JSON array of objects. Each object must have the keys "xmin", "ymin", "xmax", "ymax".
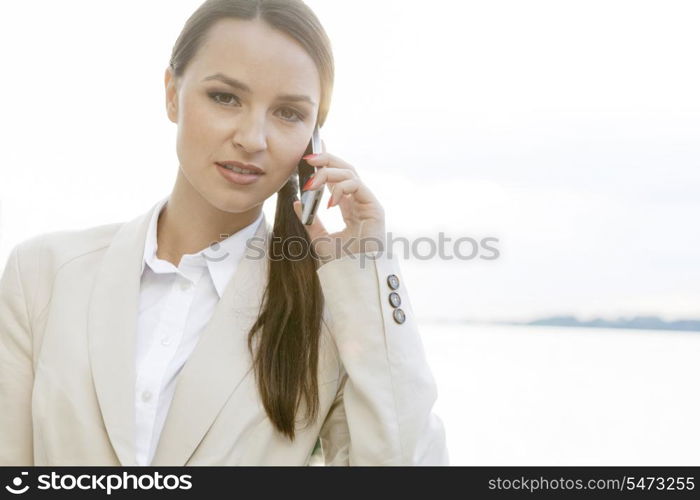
[
  {"xmin": 0, "ymin": 244, "xmax": 35, "ymax": 465},
  {"xmin": 315, "ymin": 250, "xmax": 449, "ymax": 465}
]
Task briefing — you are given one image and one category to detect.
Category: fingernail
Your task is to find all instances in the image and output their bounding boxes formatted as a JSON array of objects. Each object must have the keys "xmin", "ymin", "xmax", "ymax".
[
  {"xmin": 302, "ymin": 175, "xmax": 315, "ymax": 191},
  {"xmin": 303, "ymin": 153, "xmax": 319, "ymax": 160}
]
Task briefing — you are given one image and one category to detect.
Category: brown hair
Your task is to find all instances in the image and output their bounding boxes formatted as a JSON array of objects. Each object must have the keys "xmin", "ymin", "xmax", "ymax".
[{"xmin": 168, "ymin": 0, "xmax": 335, "ymax": 441}]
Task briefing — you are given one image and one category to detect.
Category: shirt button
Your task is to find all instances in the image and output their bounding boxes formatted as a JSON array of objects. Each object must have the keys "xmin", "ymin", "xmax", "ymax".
[
  {"xmin": 141, "ymin": 390, "xmax": 152, "ymax": 402},
  {"xmin": 161, "ymin": 336, "xmax": 171, "ymax": 346},
  {"xmin": 180, "ymin": 279, "xmax": 192, "ymax": 291}
]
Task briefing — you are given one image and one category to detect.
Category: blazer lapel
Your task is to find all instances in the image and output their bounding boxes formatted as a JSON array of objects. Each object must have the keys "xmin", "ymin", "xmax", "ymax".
[
  {"xmin": 87, "ymin": 201, "xmax": 155, "ymax": 466},
  {"xmin": 88, "ymin": 199, "xmax": 271, "ymax": 466}
]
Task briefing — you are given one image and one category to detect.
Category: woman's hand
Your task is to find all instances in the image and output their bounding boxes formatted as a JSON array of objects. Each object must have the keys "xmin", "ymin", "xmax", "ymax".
[{"xmin": 292, "ymin": 147, "xmax": 386, "ymax": 265}]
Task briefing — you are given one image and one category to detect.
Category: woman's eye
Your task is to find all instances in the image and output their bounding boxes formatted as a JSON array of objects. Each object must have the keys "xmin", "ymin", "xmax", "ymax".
[
  {"xmin": 208, "ymin": 92, "xmax": 240, "ymax": 106},
  {"xmin": 278, "ymin": 107, "xmax": 305, "ymax": 123},
  {"xmin": 208, "ymin": 91, "xmax": 304, "ymax": 123}
]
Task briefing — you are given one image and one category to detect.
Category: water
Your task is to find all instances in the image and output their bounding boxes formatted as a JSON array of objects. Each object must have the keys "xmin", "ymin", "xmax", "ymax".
[{"xmin": 419, "ymin": 323, "xmax": 700, "ymax": 465}]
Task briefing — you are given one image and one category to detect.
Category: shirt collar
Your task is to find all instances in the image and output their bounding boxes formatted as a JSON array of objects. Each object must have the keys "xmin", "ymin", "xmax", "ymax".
[{"xmin": 141, "ymin": 195, "xmax": 265, "ymax": 298}]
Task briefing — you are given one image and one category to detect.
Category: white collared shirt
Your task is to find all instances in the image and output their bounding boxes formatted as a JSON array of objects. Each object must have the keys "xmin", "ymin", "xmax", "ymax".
[{"xmin": 134, "ymin": 195, "xmax": 264, "ymax": 466}]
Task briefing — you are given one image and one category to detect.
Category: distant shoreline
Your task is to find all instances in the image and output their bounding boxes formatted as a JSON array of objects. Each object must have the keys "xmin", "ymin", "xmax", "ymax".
[
  {"xmin": 423, "ymin": 316, "xmax": 700, "ymax": 332},
  {"xmin": 519, "ymin": 315, "xmax": 700, "ymax": 332}
]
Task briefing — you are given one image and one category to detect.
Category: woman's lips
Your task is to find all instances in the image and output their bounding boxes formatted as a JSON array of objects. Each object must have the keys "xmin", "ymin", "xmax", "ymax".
[{"xmin": 216, "ymin": 163, "xmax": 263, "ymax": 185}]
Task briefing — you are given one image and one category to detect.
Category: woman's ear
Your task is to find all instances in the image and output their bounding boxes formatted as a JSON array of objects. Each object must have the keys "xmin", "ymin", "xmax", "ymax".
[{"xmin": 164, "ymin": 66, "xmax": 179, "ymax": 123}]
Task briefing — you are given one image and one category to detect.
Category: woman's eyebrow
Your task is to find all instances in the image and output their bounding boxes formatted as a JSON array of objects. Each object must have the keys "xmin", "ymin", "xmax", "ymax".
[{"xmin": 202, "ymin": 73, "xmax": 316, "ymax": 106}]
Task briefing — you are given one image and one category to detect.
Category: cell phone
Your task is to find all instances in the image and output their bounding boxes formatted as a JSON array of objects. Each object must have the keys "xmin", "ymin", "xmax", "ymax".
[{"xmin": 297, "ymin": 124, "xmax": 323, "ymax": 225}]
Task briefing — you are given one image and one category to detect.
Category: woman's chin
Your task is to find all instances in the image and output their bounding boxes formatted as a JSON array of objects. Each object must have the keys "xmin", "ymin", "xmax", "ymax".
[{"xmin": 205, "ymin": 189, "xmax": 265, "ymax": 214}]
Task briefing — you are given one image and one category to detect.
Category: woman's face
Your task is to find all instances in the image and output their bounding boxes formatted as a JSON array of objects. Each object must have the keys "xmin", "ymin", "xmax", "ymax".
[{"xmin": 164, "ymin": 17, "xmax": 321, "ymax": 213}]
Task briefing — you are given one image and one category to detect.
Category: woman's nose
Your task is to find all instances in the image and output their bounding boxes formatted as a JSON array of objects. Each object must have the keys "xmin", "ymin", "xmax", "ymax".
[{"xmin": 232, "ymin": 114, "xmax": 267, "ymax": 152}]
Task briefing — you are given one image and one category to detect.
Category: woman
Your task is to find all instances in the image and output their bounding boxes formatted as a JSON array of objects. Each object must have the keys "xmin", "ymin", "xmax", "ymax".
[{"xmin": 0, "ymin": 0, "xmax": 448, "ymax": 466}]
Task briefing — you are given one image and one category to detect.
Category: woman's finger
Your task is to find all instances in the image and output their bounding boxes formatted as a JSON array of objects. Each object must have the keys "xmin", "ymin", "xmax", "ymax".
[
  {"xmin": 303, "ymin": 152, "xmax": 359, "ymax": 176},
  {"xmin": 326, "ymin": 178, "xmax": 361, "ymax": 207},
  {"xmin": 324, "ymin": 174, "xmax": 380, "ymax": 207},
  {"xmin": 305, "ymin": 166, "xmax": 356, "ymax": 190}
]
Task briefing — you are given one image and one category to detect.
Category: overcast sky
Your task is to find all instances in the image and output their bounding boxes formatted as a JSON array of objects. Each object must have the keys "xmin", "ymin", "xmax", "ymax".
[{"xmin": 1, "ymin": 0, "xmax": 698, "ymax": 321}]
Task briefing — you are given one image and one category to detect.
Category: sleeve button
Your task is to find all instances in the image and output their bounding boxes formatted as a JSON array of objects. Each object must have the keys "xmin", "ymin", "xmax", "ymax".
[
  {"xmin": 393, "ymin": 308, "xmax": 406, "ymax": 324},
  {"xmin": 387, "ymin": 274, "xmax": 400, "ymax": 290},
  {"xmin": 388, "ymin": 292, "xmax": 401, "ymax": 308}
]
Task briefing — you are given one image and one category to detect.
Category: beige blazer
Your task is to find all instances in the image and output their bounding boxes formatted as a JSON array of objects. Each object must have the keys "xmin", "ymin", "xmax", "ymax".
[{"xmin": 0, "ymin": 199, "xmax": 449, "ymax": 466}]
